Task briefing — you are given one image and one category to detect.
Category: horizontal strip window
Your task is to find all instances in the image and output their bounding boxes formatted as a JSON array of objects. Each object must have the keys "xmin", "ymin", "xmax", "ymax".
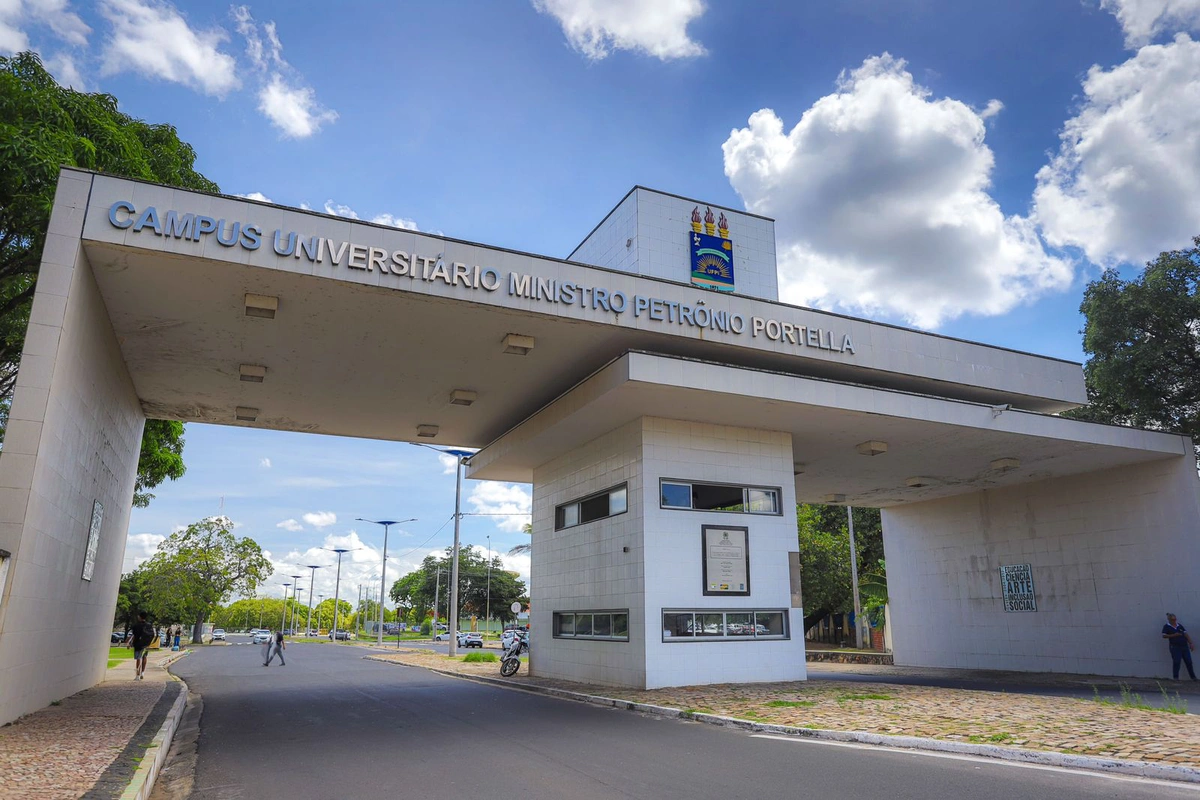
[
  {"xmin": 661, "ymin": 609, "xmax": 788, "ymax": 641},
  {"xmin": 555, "ymin": 483, "xmax": 628, "ymax": 530},
  {"xmin": 660, "ymin": 479, "xmax": 781, "ymax": 515},
  {"xmin": 553, "ymin": 610, "xmax": 629, "ymax": 641}
]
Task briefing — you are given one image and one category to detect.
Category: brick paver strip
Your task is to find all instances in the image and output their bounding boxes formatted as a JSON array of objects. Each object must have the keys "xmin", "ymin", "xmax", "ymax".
[
  {"xmin": 79, "ymin": 682, "xmax": 182, "ymax": 800},
  {"xmin": 0, "ymin": 682, "xmax": 166, "ymax": 800},
  {"xmin": 371, "ymin": 650, "xmax": 1200, "ymax": 765}
]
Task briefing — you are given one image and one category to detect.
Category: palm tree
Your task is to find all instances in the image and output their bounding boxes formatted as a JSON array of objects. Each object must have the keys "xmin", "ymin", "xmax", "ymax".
[{"xmin": 508, "ymin": 522, "xmax": 532, "ymax": 556}]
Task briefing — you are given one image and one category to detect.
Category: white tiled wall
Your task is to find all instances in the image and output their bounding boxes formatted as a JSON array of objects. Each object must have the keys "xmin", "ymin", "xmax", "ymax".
[
  {"xmin": 884, "ymin": 454, "xmax": 1200, "ymax": 678},
  {"xmin": 0, "ymin": 172, "xmax": 145, "ymax": 725},
  {"xmin": 640, "ymin": 418, "xmax": 805, "ymax": 688},
  {"xmin": 569, "ymin": 188, "xmax": 779, "ymax": 302},
  {"xmin": 531, "ymin": 416, "xmax": 805, "ymax": 689},
  {"xmin": 531, "ymin": 419, "xmax": 647, "ymax": 687}
]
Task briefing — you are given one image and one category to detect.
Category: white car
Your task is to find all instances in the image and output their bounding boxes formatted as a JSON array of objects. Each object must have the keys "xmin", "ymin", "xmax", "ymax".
[
  {"xmin": 211, "ymin": 629, "xmax": 226, "ymax": 641},
  {"xmin": 434, "ymin": 630, "xmax": 453, "ymax": 641},
  {"xmin": 252, "ymin": 631, "xmax": 272, "ymax": 644}
]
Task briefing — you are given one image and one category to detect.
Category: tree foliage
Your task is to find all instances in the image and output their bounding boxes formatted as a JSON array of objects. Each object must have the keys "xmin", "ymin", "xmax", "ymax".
[
  {"xmin": 1067, "ymin": 237, "xmax": 1200, "ymax": 465},
  {"xmin": 0, "ymin": 51, "xmax": 215, "ymax": 501},
  {"xmin": 796, "ymin": 504, "xmax": 884, "ymax": 632},
  {"xmin": 137, "ymin": 516, "xmax": 272, "ymax": 642},
  {"xmin": 390, "ymin": 546, "xmax": 526, "ymax": 626}
]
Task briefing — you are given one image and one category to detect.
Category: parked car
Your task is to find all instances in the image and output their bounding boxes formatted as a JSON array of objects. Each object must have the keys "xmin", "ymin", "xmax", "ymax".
[
  {"xmin": 500, "ymin": 629, "xmax": 527, "ymax": 651},
  {"xmin": 111, "ymin": 631, "xmax": 125, "ymax": 644},
  {"xmin": 211, "ymin": 629, "xmax": 226, "ymax": 641},
  {"xmin": 252, "ymin": 630, "xmax": 272, "ymax": 644},
  {"xmin": 456, "ymin": 632, "xmax": 483, "ymax": 648},
  {"xmin": 329, "ymin": 629, "xmax": 352, "ymax": 641}
]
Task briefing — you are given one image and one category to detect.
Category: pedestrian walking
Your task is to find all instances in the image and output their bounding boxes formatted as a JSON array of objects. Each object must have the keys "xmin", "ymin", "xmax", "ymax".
[
  {"xmin": 264, "ymin": 629, "xmax": 286, "ymax": 666},
  {"xmin": 125, "ymin": 612, "xmax": 155, "ymax": 680},
  {"xmin": 1163, "ymin": 613, "xmax": 1197, "ymax": 680}
]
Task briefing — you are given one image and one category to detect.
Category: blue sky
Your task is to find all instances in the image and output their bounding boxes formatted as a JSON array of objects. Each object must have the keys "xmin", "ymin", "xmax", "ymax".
[{"xmin": 6, "ymin": 0, "xmax": 1199, "ymax": 603}]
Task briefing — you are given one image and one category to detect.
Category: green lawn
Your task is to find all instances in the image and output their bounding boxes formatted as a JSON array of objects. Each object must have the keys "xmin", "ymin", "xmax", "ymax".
[{"xmin": 107, "ymin": 647, "xmax": 135, "ymax": 668}]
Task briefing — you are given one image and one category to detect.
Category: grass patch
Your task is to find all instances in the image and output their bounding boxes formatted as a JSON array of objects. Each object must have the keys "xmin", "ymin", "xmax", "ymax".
[
  {"xmin": 107, "ymin": 659, "xmax": 121, "ymax": 668},
  {"xmin": 836, "ymin": 692, "xmax": 894, "ymax": 702},
  {"xmin": 967, "ymin": 732, "xmax": 1014, "ymax": 744},
  {"xmin": 461, "ymin": 652, "xmax": 498, "ymax": 663},
  {"xmin": 764, "ymin": 700, "xmax": 816, "ymax": 708},
  {"xmin": 1092, "ymin": 683, "xmax": 1188, "ymax": 714},
  {"xmin": 109, "ymin": 647, "xmax": 134, "ymax": 660}
]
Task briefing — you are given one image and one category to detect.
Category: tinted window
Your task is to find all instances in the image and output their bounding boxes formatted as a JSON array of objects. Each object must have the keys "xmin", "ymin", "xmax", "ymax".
[
  {"xmin": 613, "ymin": 613, "xmax": 628, "ymax": 638},
  {"xmin": 575, "ymin": 614, "xmax": 593, "ymax": 636},
  {"xmin": 747, "ymin": 488, "xmax": 779, "ymax": 514},
  {"xmin": 692, "ymin": 483, "xmax": 744, "ymax": 512},
  {"xmin": 556, "ymin": 613, "xmax": 574, "ymax": 636},
  {"xmin": 592, "ymin": 614, "xmax": 612, "ymax": 637},
  {"xmin": 661, "ymin": 482, "xmax": 691, "ymax": 508},
  {"xmin": 579, "ymin": 493, "xmax": 610, "ymax": 524},
  {"xmin": 662, "ymin": 612, "xmax": 694, "ymax": 637},
  {"xmin": 609, "ymin": 485, "xmax": 627, "ymax": 515},
  {"xmin": 755, "ymin": 611, "xmax": 786, "ymax": 637}
]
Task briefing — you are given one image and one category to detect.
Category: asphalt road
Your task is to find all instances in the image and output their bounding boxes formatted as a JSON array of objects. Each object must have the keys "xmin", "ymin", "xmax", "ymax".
[{"xmin": 170, "ymin": 638, "xmax": 1199, "ymax": 800}]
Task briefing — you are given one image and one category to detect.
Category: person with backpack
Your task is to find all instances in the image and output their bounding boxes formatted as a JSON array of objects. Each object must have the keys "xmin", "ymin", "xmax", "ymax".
[{"xmin": 125, "ymin": 612, "xmax": 156, "ymax": 680}]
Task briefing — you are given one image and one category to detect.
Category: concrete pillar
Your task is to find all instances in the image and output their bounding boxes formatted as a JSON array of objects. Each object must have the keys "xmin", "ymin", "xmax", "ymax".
[{"xmin": 0, "ymin": 172, "xmax": 145, "ymax": 724}]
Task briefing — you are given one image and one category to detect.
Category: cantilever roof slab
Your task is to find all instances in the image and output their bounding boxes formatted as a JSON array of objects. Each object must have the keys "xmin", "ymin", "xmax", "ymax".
[{"xmin": 76, "ymin": 170, "xmax": 1085, "ymax": 448}]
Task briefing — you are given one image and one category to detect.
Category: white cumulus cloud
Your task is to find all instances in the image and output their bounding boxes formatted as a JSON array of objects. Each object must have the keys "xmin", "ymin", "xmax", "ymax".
[
  {"xmin": 1101, "ymin": 0, "xmax": 1200, "ymax": 46},
  {"xmin": 122, "ymin": 532, "xmax": 165, "ymax": 570},
  {"xmin": 260, "ymin": 457, "xmax": 272, "ymax": 468},
  {"xmin": 237, "ymin": 191, "xmax": 273, "ymax": 203},
  {"xmin": 0, "ymin": 0, "xmax": 90, "ymax": 55},
  {"xmin": 99, "ymin": 0, "xmax": 239, "ymax": 96},
  {"xmin": 232, "ymin": 5, "xmax": 335, "ymax": 139},
  {"xmin": 302, "ymin": 511, "xmax": 337, "ymax": 528},
  {"xmin": 723, "ymin": 54, "xmax": 1073, "ymax": 329},
  {"xmin": 468, "ymin": 482, "xmax": 532, "ymax": 533},
  {"xmin": 438, "ymin": 454, "xmax": 458, "ymax": 475},
  {"xmin": 322, "ymin": 200, "xmax": 419, "ymax": 231},
  {"xmin": 1033, "ymin": 33, "xmax": 1200, "ymax": 267},
  {"xmin": 276, "ymin": 518, "xmax": 303, "ymax": 532},
  {"xmin": 532, "ymin": 0, "xmax": 706, "ymax": 61}
]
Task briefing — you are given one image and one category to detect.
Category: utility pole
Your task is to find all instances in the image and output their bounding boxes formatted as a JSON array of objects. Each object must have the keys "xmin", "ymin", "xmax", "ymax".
[
  {"xmin": 847, "ymin": 506, "xmax": 863, "ymax": 649},
  {"xmin": 485, "ymin": 534, "xmax": 492, "ymax": 641},
  {"xmin": 448, "ymin": 455, "xmax": 464, "ymax": 657},
  {"xmin": 432, "ymin": 567, "xmax": 440, "ymax": 640}
]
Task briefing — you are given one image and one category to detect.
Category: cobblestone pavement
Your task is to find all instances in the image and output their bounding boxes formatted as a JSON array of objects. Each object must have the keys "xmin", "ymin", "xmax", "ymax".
[
  {"xmin": 0, "ymin": 650, "xmax": 180, "ymax": 800},
  {"xmin": 373, "ymin": 650, "xmax": 1200, "ymax": 765}
]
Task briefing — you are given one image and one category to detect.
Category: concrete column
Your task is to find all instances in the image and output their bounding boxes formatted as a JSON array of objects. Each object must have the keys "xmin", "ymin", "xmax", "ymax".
[{"xmin": 0, "ymin": 172, "xmax": 145, "ymax": 724}]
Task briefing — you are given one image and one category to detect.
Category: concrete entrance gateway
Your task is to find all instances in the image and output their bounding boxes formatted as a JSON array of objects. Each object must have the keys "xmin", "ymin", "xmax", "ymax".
[{"xmin": 0, "ymin": 169, "xmax": 1197, "ymax": 723}]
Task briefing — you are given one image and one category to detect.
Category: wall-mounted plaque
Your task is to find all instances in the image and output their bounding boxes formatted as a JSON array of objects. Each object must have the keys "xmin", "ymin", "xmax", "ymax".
[
  {"xmin": 999, "ymin": 563, "xmax": 1036, "ymax": 612},
  {"xmin": 702, "ymin": 525, "xmax": 749, "ymax": 596},
  {"xmin": 82, "ymin": 499, "xmax": 103, "ymax": 581}
]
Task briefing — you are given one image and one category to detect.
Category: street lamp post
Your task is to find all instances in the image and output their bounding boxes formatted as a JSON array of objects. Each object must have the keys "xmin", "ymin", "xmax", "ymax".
[
  {"xmin": 331, "ymin": 548, "xmax": 349, "ymax": 641},
  {"xmin": 486, "ymin": 534, "xmax": 492, "ymax": 641},
  {"xmin": 289, "ymin": 574, "xmax": 302, "ymax": 633},
  {"xmin": 305, "ymin": 565, "xmax": 322, "ymax": 636},
  {"xmin": 847, "ymin": 506, "xmax": 863, "ymax": 650},
  {"xmin": 278, "ymin": 583, "xmax": 291, "ymax": 631},
  {"xmin": 357, "ymin": 518, "xmax": 417, "ymax": 646}
]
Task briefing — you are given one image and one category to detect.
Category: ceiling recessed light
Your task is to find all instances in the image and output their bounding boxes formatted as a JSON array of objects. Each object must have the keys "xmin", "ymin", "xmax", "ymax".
[
  {"xmin": 502, "ymin": 333, "xmax": 534, "ymax": 355},
  {"xmin": 823, "ymin": 493, "xmax": 846, "ymax": 504},
  {"xmin": 906, "ymin": 477, "xmax": 933, "ymax": 488},
  {"xmin": 449, "ymin": 389, "xmax": 477, "ymax": 406},
  {"xmin": 245, "ymin": 293, "xmax": 278, "ymax": 319},
  {"xmin": 855, "ymin": 440, "xmax": 888, "ymax": 456},
  {"xmin": 235, "ymin": 406, "xmax": 259, "ymax": 422},
  {"xmin": 239, "ymin": 364, "xmax": 267, "ymax": 383},
  {"xmin": 416, "ymin": 424, "xmax": 439, "ymax": 438},
  {"xmin": 990, "ymin": 457, "xmax": 1020, "ymax": 471}
]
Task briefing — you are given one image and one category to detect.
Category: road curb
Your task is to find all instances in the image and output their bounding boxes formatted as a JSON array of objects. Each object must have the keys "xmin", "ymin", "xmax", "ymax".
[
  {"xmin": 117, "ymin": 676, "xmax": 189, "ymax": 800},
  {"xmin": 366, "ymin": 656, "xmax": 1200, "ymax": 786}
]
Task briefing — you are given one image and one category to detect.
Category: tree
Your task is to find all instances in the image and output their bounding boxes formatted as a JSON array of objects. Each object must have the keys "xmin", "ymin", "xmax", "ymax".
[
  {"xmin": 0, "ymin": 52, "xmax": 215, "ymax": 502},
  {"xmin": 113, "ymin": 568, "xmax": 149, "ymax": 635},
  {"xmin": 1067, "ymin": 237, "xmax": 1200, "ymax": 466},
  {"xmin": 508, "ymin": 522, "xmax": 532, "ymax": 556},
  {"xmin": 796, "ymin": 504, "xmax": 884, "ymax": 632},
  {"xmin": 138, "ymin": 516, "xmax": 273, "ymax": 643},
  {"xmin": 391, "ymin": 546, "xmax": 526, "ymax": 627}
]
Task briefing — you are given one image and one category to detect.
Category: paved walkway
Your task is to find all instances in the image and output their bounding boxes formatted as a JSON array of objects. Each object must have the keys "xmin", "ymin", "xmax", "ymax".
[
  {"xmin": 0, "ymin": 648, "xmax": 183, "ymax": 800},
  {"xmin": 373, "ymin": 649, "xmax": 1200, "ymax": 766}
]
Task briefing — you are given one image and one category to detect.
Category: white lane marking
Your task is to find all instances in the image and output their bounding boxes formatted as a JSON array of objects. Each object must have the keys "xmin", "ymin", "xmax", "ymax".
[{"xmin": 749, "ymin": 734, "xmax": 1200, "ymax": 791}]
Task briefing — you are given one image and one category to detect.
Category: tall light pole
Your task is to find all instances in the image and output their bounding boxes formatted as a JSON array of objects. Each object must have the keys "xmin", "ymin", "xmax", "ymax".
[
  {"xmin": 357, "ymin": 518, "xmax": 417, "ymax": 645},
  {"xmin": 485, "ymin": 534, "xmax": 492, "ymax": 640},
  {"xmin": 289, "ymin": 574, "xmax": 302, "ymax": 633},
  {"xmin": 278, "ymin": 583, "xmax": 291, "ymax": 631},
  {"xmin": 305, "ymin": 565, "xmax": 322, "ymax": 636},
  {"xmin": 847, "ymin": 506, "xmax": 863, "ymax": 649},
  {"xmin": 330, "ymin": 548, "xmax": 349, "ymax": 642},
  {"xmin": 357, "ymin": 584, "xmax": 363, "ymax": 638},
  {"xmin": 432, "ymin": 567, "xmax": 442, "ymax": 640}
]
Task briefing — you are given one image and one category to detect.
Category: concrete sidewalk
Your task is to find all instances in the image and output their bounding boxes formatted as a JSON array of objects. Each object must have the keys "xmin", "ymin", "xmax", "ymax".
[
  {"xmin": 371, "ymin": 649, "xmax": 1200, "ymax": 769},
  {"xmin": 0, "ymin": 648, "xmax": 186, "ymax": 800}
]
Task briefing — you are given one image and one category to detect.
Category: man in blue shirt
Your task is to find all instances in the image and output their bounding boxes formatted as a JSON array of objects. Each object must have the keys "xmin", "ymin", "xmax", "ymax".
[{"xmin": 1163, "ymin": 613, "xmax": 1197, "ymax": 680}]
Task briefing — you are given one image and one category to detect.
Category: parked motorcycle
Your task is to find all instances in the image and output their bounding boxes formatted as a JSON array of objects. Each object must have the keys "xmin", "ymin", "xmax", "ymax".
[{"xmin": 500, "ymin": 633, "xmax": 527, "ymax": 677}]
